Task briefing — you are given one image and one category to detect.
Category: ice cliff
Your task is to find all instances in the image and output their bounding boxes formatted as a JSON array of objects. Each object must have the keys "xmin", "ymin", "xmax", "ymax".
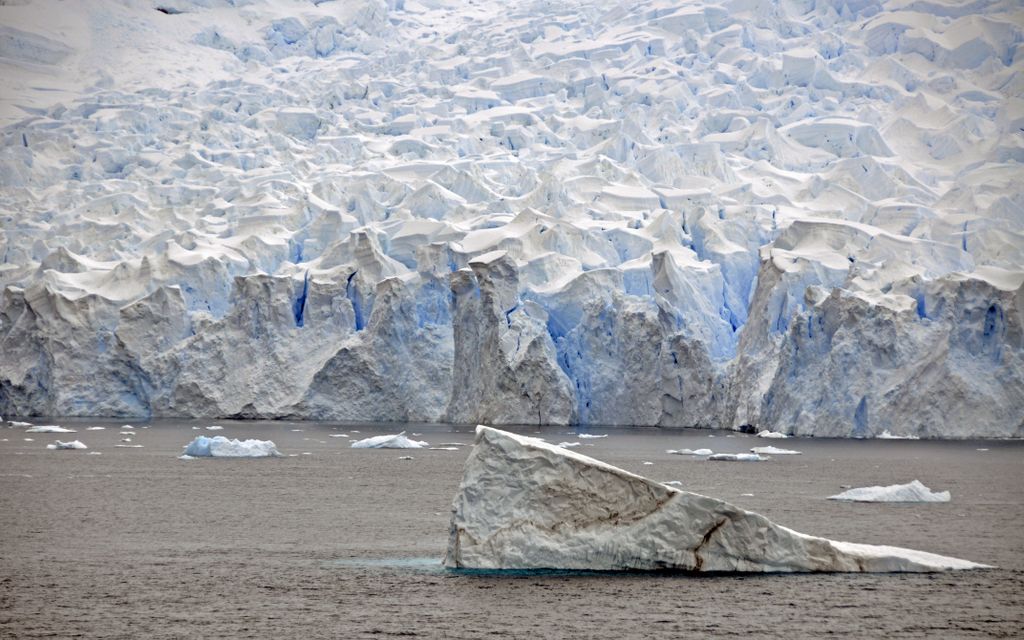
[
  {"xmin": 1, "ymin": 0, "xmax": 1022, "ymax": 437},
  {"xmin": 444, "ymin": 426, "xmax": 987, "ymax": 571}
]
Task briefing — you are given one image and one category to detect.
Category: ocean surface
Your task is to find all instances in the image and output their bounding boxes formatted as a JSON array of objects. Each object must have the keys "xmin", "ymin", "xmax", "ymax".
[{"xmin": 1, "ymin": 420, "xmax": 1021, "ymax": 638}]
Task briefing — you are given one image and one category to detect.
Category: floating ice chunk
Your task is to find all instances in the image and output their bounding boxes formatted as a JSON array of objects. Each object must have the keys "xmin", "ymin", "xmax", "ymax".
[
  {"xmin": 9, "ymin": 421, "xmax": 32, "ymax": 427},
  {"xmin": 120, "ymin": 425, "xmax": 135, "ymax": 431},
  {"xmin": 756, "ymin": 430, "xmax": 789, "ymax": 439},
  {"xmin": 115, "ymin": 444, "xmax": 144, "ymax": 448},
  {"xmin": 206, "ymin": 425, "xmax": 224, "ymax": 431},
  {"xmin": 178, "ymin": 454, "xmax": 195, "ymax": 460},
  {"xmin": 445, "ymin": 426, "xmax": 986, "ymax": 572},
  {"xmin": 183, "ymin": 436, "xmax": 282, "ymax": 458},
  {"xmin": 429, "ymin": 447, "xmax": 460, "ymax": 451},
  {"xmin": 26, "ymin": 425, "xmax": 75, "ymax": 433},
  {"xmin": 751, "ymin": 446, "xmax": 802, "ymax": 455},
  {"xmin": 47, "ymin": 440, "xmax": 87, "ymax": 450},
  {"xmin": 828, "ymin": 480, "xmax": 950, "ymax": 503},
  {"xmin": 877, "ymin": 430, "xmax": 920, "ymax": 440},
  {"xmin": 708, "ymin": 453, "xmax": 766, "ymax": 461},
  {"xmin": 88, "ymin": 451, "xmax": 102, "ymax": 455},
  {"xmin": 350, "ymin": 432, "xmax": 428, "ymax": 449},
  {"xmin": 86, "ymin": 426, "xmax": 105, "ymax": 431},
  {"xmin": 557, "ymin": 442, "xmax": 581, "ymax": 448},
  {"xmin": 662, "ymin": 480, "xmax": 683, "ymax": 486},
  {"xmin": 667, "ymin": 448, "xmax": 714, "ymax": 456},
  {"xmin": 577, "ymin": 434, "xmax": 608, "ymax": 439},
  {"xmin": 398, "ymin": 456, "xmax": 414, "ymax": 460},
  {"xmin": 329, "ymin": 434, "xmax": 349, "ymax": 438}
]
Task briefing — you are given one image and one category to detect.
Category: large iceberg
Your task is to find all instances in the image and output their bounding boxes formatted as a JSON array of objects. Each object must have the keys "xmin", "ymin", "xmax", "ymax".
[
  {"xmin": 444, "ymin": 426, "xmax": 986, "ymax": 572},
  {"xmin": 0, "ymin": 0, "xmax": 1021, "ymax": 437}
]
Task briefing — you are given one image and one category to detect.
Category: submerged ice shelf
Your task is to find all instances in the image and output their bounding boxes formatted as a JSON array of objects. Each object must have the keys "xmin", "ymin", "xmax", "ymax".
[
  {"xmin": 444, "ymin": 426, "xmax": 987, "ymax": 572},
  {"xmin": 0, "ymin": 0, "xmax": 1022, "ymax": 437}
]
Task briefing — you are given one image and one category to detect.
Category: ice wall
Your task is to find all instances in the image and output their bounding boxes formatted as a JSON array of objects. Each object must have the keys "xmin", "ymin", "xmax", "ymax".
[{"xmin": 0, "ymin": 0, "xmax": 1021, "ymax": 437}]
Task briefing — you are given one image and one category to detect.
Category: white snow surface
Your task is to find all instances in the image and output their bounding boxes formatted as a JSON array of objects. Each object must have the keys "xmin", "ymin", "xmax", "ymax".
[
  {"xmin": 445, "ymin": 426, "xmax": 987, "ymax": 571},
  {"xmin": 182, "ymin": 435, "xmax": 282, "ymax": 457},
  {"xmin": 47, "ymin": 440, "xmax": 87, "ymax": 450},
  {"xmin": 828, "ymin": 480, "xmax": 951, "ymax": 503},
  {"xmin": 0, "ymin": 0, "xmax": 1022, "ymax": 438},
  {"xmin": 350, "ymin": 432, "xmax": 428, "ymax": 449}
]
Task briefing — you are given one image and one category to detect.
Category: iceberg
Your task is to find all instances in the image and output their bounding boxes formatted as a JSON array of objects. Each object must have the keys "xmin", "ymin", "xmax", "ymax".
[
  {"xmin": 756, "ymin": 431, "xmax": 790, "ymax": 439},
  {"xmin": 47, "ymin": 440, "xmax": 87, "ymax": 450},
  {"xmin": 182, "ymin": 436, "xmax": 282, "ymax": 458},
  {"xmin": 26, "ymin": 425, "xmax": 75, "ymax": 433},
  {"xmin": 444, "ymin": 426, "xmax": 986, "ymax": 572},
  {"xmin": 828, "ymin": 480, "xmax": 951, "ymax": 503},
  {"xmin": 350, "ymin": 432, "xmax": 428, "ymax": 449},
  {"xmin": 667, "ymin": 448, "xmax": 714, "ymax": 456}
]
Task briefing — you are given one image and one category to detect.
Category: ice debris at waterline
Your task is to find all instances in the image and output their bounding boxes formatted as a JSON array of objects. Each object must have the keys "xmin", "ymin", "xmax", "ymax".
[
  {"xmin": 444, "ymin": 427, "xmax": 986, "ymax": 572},
  {"xmin": 0, "ymin": 0, "xmax": 1021, "ymax": 439},
  {"xmin": 828, "ymin": 480, "xmax": 951, "ymax": 503},
  {"xmin": 182, "ymin": 436, "xmax": 282, "ymax": 458},
  {"xmin": 350, "ymin": 433, "xmax": 428, "ymax": 449},
  {"xmin": 47, "ymin": 440, "xmax": 87, "ymax": 450}
]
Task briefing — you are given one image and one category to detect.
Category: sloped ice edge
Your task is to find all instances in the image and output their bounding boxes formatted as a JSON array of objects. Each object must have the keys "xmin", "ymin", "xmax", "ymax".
[{"xmin": 444, "ymin": 426, "xmax": 989, "ymax": 573}]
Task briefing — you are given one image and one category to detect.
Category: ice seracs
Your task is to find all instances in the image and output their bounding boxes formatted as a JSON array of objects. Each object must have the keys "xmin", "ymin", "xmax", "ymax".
[
  {"xmin": 828, "ymin": 480, "xmax": 951, "ymax": 503},
  {"xmin": 444, "ymin": 426, "xmax": 986, "ymax": 572},
  {"xmin": 0, "ymin": 0, "xmax": 1021, "ymax": 437},
  {"xmin": 182, "ymin": 436, "xmax": 282, "ymax": 458}
]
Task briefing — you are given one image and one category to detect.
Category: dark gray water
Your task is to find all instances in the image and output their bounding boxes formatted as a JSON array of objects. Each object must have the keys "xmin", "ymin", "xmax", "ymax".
[{"xmin": 1, "ymin": 420, "xmax": 1021, "ymax": 638}]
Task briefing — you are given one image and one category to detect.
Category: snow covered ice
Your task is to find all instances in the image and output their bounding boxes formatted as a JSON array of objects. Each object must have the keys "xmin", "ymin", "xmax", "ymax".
[
  {"xmin": 350, "ymin": 432, "xmax": 428, "ymax": 449},
  {"xmin": 828, "ymin": 480, "xmax": 951, "ymax": 503},
  {"xmin": 444, "ymin": 426, "xmax": 987, "ymax": 572},
  {"xmin": 182, "ymin": 435, "xmax": 283, "ymax": 458},
  {"xmin": 25, "ymin": 425, "xmax": 74, "ymax": 433},
  {"xmin": 0, "ymin": 0, "xmax": 1022, "ymax": 437},
  {"xmin": 751, "ymin": 446, "xmax": 802, "ymax": 455},
  {"xmin": 707, "ymin": 452, "xmax": 766, "ymax": 461}
]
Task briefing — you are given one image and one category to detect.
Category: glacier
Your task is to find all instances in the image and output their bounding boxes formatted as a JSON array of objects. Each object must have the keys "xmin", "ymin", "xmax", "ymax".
[
  {"xmin": 444, "ymin": 426, "xmax": 987, "ymax": 571},
  {"xmin": 0, "ymin": 0, "xmax": 1022, "ymax": 437}
]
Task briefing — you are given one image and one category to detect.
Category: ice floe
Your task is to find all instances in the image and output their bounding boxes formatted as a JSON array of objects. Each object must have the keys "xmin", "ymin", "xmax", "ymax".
[{"xmin": 350, "ymin": 432, "xmax": 428, "ymax": 449}]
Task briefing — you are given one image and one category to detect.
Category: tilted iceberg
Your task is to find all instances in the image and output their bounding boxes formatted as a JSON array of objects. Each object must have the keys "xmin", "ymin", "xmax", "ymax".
[
  {"xmin": 444, "ymin": 426, "xmax": 986, "ymax": 572},
  {"xmin": 47, "ymin": 440, "xmax": 87, "ymax": 450}
]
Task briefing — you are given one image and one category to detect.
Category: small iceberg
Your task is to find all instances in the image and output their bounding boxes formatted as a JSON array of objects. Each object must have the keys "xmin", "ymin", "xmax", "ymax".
[
  {"xmin": 183, "ymin": 436, "xmax": 283, "ymax": 458},
  {"xmin": 756, "ymin": 430, "xmax": 789, "ymax": 439},
  {"xmin": 829, "ymin": 480, "xmax": 950, "ymax": 503},
  {"xmin": 27, "ymin": 425, "xmax": 75, "ymax": 433},
  {"xmin": 577, "ymin": 434, "xmax": 607, "ymax": 439},
  {"xmin": 9, "ymin": 421, "xmax": 33, "ymax": 427},
  {"xmin": 557, "ymin": 442, "xmax": 581, "ymax": 448},
  {"xmin": 751, "ymin": 446, "xmax": 802, "ymax": 455},
  {"xmin": 708, "ymin": 453, "xmax": 766, "ymax": 462},
  {"xmin": 47, "ymin": 440, "xmax": 87, "ymax": 450},
  {"xmin": 666, "ymin": 448, "xmax": 714, "ymax": 456},
  {"xmin": 206, "ymin": 425, "xmax": 224, "ymax": 431},
  {"xmin": 85, "ymin": 426, "xmax": 106, "ymax": 431},
  {"xmin": 350, "ymin": 432, "xmax": 428, "ymax": 449}
]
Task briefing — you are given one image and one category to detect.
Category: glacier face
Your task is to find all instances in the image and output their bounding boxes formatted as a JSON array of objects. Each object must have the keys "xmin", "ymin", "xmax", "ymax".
[
  {"xmin": 0, "ymin": 0, "xmax": 1022, "ymax": 437},
  {"xmin": 444, "ymin": 426, "xmax": 987, "ymax": 571}
]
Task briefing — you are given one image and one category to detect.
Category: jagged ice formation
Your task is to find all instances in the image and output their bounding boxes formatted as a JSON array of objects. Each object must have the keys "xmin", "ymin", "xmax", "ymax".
[{"xmin": 0, "ymin": 0, "xmax": 1022, "ymax": 437}]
